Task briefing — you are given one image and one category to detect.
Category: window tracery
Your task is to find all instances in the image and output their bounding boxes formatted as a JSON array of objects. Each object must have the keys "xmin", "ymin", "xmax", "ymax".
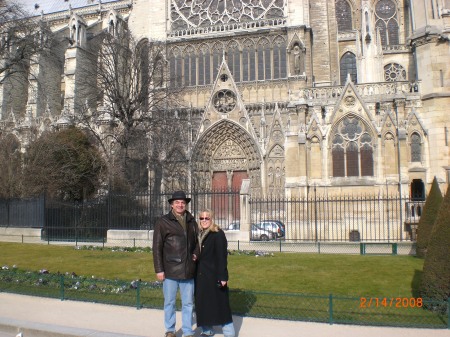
[
  {"xmin": 335, "ymin": 0, "xmax": 352, "ymax": 32},
  {"xmin": 331, "ymin": 116, "xmax": 374, "ymax": 177},
  {"xmin": 375, "ymin": 0, "xmax": 399, "ymax": 45},
  {"xmin": 384, "ymin": 63, "xmax": 406, "ymax": 81},
  {"xmin": 340, "ymin": 52, "xmax": 357, "ymax": 84},
  {"xmin": 227, "ymin": 41, "xmax": 240, "ymax": 82},
  {"xmin": 410, "ymin": 132, "xmax": 421, "ymax": 162},
  {"xmin": 170, "ymin": 0, "xmax": 286, "ymax": 31}
]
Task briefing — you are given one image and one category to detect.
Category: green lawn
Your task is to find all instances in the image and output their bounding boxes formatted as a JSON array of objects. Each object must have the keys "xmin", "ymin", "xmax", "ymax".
[{"xmin": 0, "ymin": 242, "xmax": 424, "ymax": 297}]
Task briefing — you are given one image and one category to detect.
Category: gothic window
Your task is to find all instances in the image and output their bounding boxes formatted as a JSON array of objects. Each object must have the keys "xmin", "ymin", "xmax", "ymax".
[
  {"xmin": 170, "ymin": 0, "xmax": 286, "ymax": 31},
  {"xmin": 340, "ymin": 52, "xmax": 357, "ymax": 84},
  {"xmin": 257, "ymin": 39, "xmax": 271, "ymax": 81},
  {"xmin": 331, "ymin": 116, "xmax": 374, "ymax": 178},
  {"xmin": 184, "ymin": 47, "xmax": 196, "ymax": 86},
  {"xmin": 169, "ymin": 48, "xmax": 183, "ymax": 87},
  {"xmin": 411, "ymin": 132, "xmax": 422, "ymax": 162},
  {"xmin": 273, "ymin": 37, "xmax": 287, "ymax": 79},
  {"xmin": 212, "ymin": 44, "xmax": 222, "ymax": 81},
  {"xmin": 384, "ymin": 63, "xmax": 406, "ymax": 81},
  {"xmin": 375, "ymin": 0, "xmax": 399, "ymax": 46},
  {"xmin": 335, "ymin": 0, "xmax": 352, "ymax": 32},
  {"xmin": 227, "ymin": 41, "xmax": 240, "ymax": 82},
  {"xmin": 198, "ymin": 45, "xmax": 210, "ymax": 85},
  {"xmin": 242, "ymin": 40, "xmax": 256, "ymax": 82}
]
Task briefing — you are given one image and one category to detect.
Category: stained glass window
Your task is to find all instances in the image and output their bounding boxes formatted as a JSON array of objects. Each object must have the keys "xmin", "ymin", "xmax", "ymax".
[
  {"xmin": 335, "ymin": 0, "xmax": 352, "ymax": 32},
  {"xmin": 340, "ymin": 52, "xmax": 357, "ymax": 84},
  {"xmin": 331, "ymin": 116, "xmax": 374, "ymax": 178},
  {"xmin": 384, "ymin": 63, "xmax": 406, "ymax": 81},
  {"xmin": 411, "ymin": 133, "xmax": 421, "ymax": 162},
  {"xmin": 375, "ymin": 0, "xmax": 399, "ymax": 46}
]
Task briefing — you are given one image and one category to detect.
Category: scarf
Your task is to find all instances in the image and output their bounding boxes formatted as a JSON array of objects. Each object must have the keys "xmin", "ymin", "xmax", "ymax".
[
  {"xmin": 198, "ymin": 227, "xmax": 211, "ymax": 252},
  {"xmin": 172, "ymin": 210, "xmax": 186, "ymax": 231}
]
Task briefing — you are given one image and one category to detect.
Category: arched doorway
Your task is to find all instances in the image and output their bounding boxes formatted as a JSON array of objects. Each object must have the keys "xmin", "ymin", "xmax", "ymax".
[{"xmin": 191, "ymin": 120, "xmax": 262, "ymax": 224}]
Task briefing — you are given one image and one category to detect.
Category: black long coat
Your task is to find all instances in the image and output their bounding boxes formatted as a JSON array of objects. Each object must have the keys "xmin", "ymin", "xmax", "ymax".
[{"xmin": 195, "ymin": 229, "xmax": 233, "ymax": 326}]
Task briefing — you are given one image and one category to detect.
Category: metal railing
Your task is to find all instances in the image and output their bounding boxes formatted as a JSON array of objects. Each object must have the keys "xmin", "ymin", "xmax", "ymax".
[
  {"xmin": 0, "ymin": 191, "xmax": 416, "ymax": 243},
  {"xmin": 251, "ymin": 194, "xmax": 409, "ymax": 242},
  {"xmin": 0, "ymin": 269, "xmax": 447, "ymax": 329}
]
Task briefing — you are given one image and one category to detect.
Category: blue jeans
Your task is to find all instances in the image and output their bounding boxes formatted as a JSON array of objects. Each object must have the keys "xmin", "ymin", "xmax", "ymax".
[
  {"xmin": 163, "ymin": 278, "xmax": 195, "ymax": 336},
  {"xmin": 200, "ymin": 321, "xmax": 235, "ymax": 337}
]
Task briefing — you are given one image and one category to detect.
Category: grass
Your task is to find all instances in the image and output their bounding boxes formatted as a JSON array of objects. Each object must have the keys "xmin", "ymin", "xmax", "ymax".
[
  {"xmin": 1, "ymin": 242, "xmax": 447, "ymax": 328},
  {"xmin": 0, "ymin": 242, "xmax": 424, "ymax": 297}
]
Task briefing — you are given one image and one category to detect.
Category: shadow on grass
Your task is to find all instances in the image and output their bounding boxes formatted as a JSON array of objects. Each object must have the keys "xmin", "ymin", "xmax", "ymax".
[{"xmin": 230, "ymin": 289, "xmax": 257, "ymax": 315}]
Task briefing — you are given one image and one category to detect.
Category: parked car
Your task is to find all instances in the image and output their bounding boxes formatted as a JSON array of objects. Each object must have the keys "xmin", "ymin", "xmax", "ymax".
[
  {"xmin": 250, "ymin": 224, "xmax": 276, "ymax": 241},
  {"xmin": 227, "ymin": 220, "xmax": 240, "ymax": 230},
  {"xmin": 254, "ymin": 220, "xmax": 286, "ymax": 239}
]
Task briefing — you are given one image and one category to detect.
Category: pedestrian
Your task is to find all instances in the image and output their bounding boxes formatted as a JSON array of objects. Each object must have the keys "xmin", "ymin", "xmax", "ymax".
[
  {"xmin": 153, "ymin": 191, "xmax": 199, "ymax": 337},
  {"xmin": 195, "ymin": 209, "xmax": 235, "ymax": 337}
]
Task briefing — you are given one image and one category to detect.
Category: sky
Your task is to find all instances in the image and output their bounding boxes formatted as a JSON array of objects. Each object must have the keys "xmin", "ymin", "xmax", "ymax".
[{"xmin": 13, "ymin": 0, "xmax": 121, "ymax": 16}]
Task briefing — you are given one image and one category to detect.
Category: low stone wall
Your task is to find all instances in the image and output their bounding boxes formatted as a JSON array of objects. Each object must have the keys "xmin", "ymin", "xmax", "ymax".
[
  {"xmin": 106, "ymin": 230, "xmax": 153, "ymax": 247},
  {"xmin": 0, "ymin": 228, "xmax": 42, "ymax": 243}
]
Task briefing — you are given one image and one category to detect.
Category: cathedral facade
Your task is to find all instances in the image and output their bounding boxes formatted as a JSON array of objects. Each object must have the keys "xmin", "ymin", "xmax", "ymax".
[{"xmin": 1, "ymin": 0, "xmax": 450, "ymax": 198}]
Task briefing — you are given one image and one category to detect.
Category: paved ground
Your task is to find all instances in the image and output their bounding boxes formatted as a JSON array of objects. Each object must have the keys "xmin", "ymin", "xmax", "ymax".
[{"xmin": 0, "ymin": 292, "xmax": 448, "ymax": 337}]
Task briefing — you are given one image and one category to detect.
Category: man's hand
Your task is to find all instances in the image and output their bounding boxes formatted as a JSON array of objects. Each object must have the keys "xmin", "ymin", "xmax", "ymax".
[{"xmin": 156, "ymin": 272, "xmax": 165, "ymax": 281}]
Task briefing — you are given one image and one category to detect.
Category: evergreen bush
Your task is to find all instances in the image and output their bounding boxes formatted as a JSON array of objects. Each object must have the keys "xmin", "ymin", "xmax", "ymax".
[
  {"xmin": 416, "ymin": 177, "xmax": 442, "ymax": 258},
  {"xmin": 419, "ymin": 184, "xmax": 450, "ymax": 312}
]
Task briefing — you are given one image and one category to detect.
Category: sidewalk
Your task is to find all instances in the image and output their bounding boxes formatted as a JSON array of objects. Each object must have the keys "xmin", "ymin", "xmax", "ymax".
[{"xmin": 0, "ymin": 292, "xmax": 448, "ymax": 337}]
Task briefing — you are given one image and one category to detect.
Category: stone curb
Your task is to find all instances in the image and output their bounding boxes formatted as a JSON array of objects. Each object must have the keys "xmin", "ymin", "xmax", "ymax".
[{"xmin": 0, "ymin": 317, "xmax": 146, "ymax": 337}]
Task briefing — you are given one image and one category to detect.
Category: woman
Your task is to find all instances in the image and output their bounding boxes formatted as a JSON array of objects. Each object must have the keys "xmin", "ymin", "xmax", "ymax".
[{"xmin": 195, "ymin": 209, "xmax": 235, "ymax": 337}]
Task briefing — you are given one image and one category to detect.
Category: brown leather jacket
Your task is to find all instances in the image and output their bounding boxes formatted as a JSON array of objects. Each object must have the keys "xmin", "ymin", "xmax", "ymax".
[{"xmin": 152, "ymin": 210, "xmax": 198, "ymax": 279}]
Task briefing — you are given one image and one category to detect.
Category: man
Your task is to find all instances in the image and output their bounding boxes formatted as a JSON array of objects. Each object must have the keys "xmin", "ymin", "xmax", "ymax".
[{"xmin": 153, "ymin": 191, "xmax": 198, "ymax": 337}]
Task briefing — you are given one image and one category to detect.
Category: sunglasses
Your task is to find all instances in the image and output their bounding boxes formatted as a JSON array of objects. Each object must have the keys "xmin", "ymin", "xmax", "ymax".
[{"xmin": 199, "ymin": 217, "xmax": 211, "ymax": 221}]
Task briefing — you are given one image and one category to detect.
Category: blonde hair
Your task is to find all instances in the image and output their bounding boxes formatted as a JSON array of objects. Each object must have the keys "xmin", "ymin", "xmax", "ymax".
[{"xmin": 198, "ymin": 208, "xmax": 220, "ymax": 232}]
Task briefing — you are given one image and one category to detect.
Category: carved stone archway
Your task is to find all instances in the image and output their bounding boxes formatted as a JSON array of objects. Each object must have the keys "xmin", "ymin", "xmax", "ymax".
[{"xmin": 191, "ymin": 120, "xmax": 262, "ymax": 192}]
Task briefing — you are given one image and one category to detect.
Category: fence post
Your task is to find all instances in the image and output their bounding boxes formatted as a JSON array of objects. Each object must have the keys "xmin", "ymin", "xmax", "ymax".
[
  {"xmin": 136, "ymin": 281, "xmax": 141, "ymax": 310},
  {"xmin": 279, "ymin": 239, "xmax": 282, "ymax": 252},
  {"xmin": 391, "ymin": 243, "xmax": 398, "ymax": 255},
  {"xmin": 59, "ymin": 275, "xmax": 65, "ymax": 301},
  {"xmin": 238, "ymin": 240, "xmax": 240, "ymax": 251},
  {"xmin": 329, "ymin": 294, "xmax": 333, "ymax": 325},
  {"xmin": 360, "ymin": 243, "xmax": 365, "ymax": 255},
  {"xmin": 448, "ymin": 297, "xmax": 450, "ymax": 329}
]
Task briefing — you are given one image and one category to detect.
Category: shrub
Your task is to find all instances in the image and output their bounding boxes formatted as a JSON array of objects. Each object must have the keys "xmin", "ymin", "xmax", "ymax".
[
  {"xmin": 419, "ymin": 184, "xmax": 450, "ymax": 312},
  {"xmin": 416, "ymin": 177, "xmax": 443, "ymax": 258}
]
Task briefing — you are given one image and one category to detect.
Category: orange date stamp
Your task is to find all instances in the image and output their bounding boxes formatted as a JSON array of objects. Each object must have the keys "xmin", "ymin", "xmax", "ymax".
[{"xmin": 360, "ymin": 297, "xmax": 423, "ymax": 308}]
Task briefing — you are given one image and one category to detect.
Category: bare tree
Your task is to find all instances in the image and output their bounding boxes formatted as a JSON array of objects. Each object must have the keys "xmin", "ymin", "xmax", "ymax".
[
  {"xmin": 0, "ymin": 0, "xmax": 54, "ymax": 80},
  {"xmin": 75, "ymin": 23, "xmax": 188, "ymax": 193}
]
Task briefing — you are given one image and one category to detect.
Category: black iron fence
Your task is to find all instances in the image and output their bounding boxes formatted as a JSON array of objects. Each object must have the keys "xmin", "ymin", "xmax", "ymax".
[
  {"xmin": 0, "ymin": 190, "xmax": 241, "ymax": 242},
  {"xmin": 250, "ymin": 194, "xmax": 417, "ymax": 242},
  {"xmin": 0, "ymin": 190, "xmax": 420, "ymax": 242}
]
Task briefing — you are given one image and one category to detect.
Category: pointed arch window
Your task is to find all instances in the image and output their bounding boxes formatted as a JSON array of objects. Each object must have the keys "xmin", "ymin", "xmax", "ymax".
[
  {"xmin": 375, "ymin": 0, "xmax": 399, "ymax": 46},
  {"xmin": 184, "ymin": 47, "xmax": 196, "ymax": 86},
  {"xmin": 273, "ymin": 37, "xmax": 287, "ymax": 79},
  {"xmin": 242, "ymin": 41, "xmax": 256, "ymax": 82},
  {"xmin": 227, "ymin": 42, "xmax": 240, "ymax": 82},
  {"xmin": 340, "ymin": 52, "xmax": 357, "ymax": 85},
  {"xmin": 212, "ymin": 45, "xmax": 222, "ymax": 81},
  {"xmin": 169, "ymin": 48, "xmax": 183, "ymax": 87},
  {"xmin": 257, "ymin": 39, "xmax": 271, "ymax": 81},
  {"xmin": 411, "ymin": 133, "xmax": 422, "ymax": 162},
  {"xmin": 335, "ymin": 0, "xmax": 353, "ymax": 32},
  {"xmin": 198, "ymin": 46, "xmax": 210, "ymax": 85},
  {"xmin": 331, "ymin": 116, "xmax": 374, "ymax": 177}
]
